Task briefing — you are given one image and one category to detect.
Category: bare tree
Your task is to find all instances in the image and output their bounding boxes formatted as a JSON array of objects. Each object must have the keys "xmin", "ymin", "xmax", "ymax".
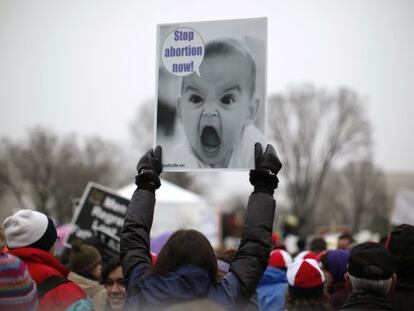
[
  {"xmin": 315, "ymin": 160, "xmax": 390, "ymax": 234},
  {"xmin": 342, "ymin": 160, "xmax": 390, "ymax": 233},
  {"xmin": 269, "ymin": 84, "xmax": 371, "ymax": 233},
  {"xmin": 0, "ymin": 128, "xmax": 122, "ymax": 223},
  {"xmin": 129, "ymin": 100, "xmax": 154, "ymax": 154}
]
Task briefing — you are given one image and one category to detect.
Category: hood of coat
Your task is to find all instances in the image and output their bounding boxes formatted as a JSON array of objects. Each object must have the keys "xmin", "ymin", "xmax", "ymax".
[
  {"xmin": 68, "ymin": 271, "xmax": 105, "ymax": 297},
  {"xmin": 258, "ymin": 266, "xmax": 287, "ymax": 286},
  {"xmin": 9, "ymin": 247, "xmax": 69, "ymax": 282},
  {"xmin": 137, "ymin": 265, "xmax": 211, "ymax": 304}
]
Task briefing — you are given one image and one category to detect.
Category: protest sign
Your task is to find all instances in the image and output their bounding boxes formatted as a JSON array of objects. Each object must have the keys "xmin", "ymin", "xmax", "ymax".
[
  {"xmin": 155, "ymin": 17, "xmax": 267, "ymax": 171},
  {"xmin": 64, "ymin": 182, "xmax": 128, "ymax": 258}
]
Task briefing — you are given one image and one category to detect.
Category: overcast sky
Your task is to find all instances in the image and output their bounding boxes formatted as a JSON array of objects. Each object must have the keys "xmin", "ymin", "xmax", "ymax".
[{"xmin": 1, "ymin": 0, "xmax": 413, "ymax": 172}]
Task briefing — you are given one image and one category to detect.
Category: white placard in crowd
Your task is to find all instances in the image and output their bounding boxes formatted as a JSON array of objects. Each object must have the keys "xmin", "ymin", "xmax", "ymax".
[{"xmin": 155, "ymin": 17, "xmax": 267, "ymax": 171}]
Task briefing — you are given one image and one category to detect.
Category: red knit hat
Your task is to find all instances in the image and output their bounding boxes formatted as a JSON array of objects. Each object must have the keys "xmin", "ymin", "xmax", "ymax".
[
  {"xmin": 294, "ymin": 250, "xmax": 319, "ymax": 262},
  {"xmin": 304, "ymin": 251, "xmax": 319, "ymax": 261},
  {"xmin": 269, "ymin": 249, "xmax": 292, "ymax": 269},
  {"xmin": 287, "ymin": 259, "xmax": 325, "ymax": 290}
]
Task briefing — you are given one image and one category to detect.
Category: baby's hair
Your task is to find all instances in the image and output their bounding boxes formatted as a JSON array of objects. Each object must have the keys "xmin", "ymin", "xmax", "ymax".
[{"xmin": 182, "ymin": 38, "xmax": 257, "ymax": 97}]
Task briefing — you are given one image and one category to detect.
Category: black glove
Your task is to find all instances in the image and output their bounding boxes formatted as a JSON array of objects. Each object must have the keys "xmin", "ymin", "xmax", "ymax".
[
  {"xmin": 135, "ymin": 146, "xmax": 162, "ymax": 191},
  {"xmin": 249, "ymin": 143, "xmax": 282, "ymax": 195}
]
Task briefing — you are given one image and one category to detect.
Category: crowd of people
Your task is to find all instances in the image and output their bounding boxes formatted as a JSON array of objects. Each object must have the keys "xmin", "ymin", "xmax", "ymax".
[{"xmin": 0, "ymin": 144, "xmax": 413, "ymax": 311}]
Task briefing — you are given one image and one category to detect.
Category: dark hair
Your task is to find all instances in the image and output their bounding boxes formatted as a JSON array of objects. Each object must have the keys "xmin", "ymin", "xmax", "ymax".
[
  {"xmin": 338, "ymin": 232, "xmax": 354, "ymax": 242},
  {"xmin": 310, "ymin": 237, "xmax": 327, "ymax": 253},
  {"xmin": 100, "ymin": 256, "xmax": 122, "ymax": 285},
  {"xmin": 285, "ymin": 291, "xmax": 332, "ymax": 311},
  {"xmin": 147, "ymin": 229, "xmax": 217, "ymax": 283},
  {"xmin": 215, "ymin": 248, "xmax": 236, "ymax": 264},
  {"xmin": 296, "ymin": 238, "xmax": 306, "ymax": 252}
]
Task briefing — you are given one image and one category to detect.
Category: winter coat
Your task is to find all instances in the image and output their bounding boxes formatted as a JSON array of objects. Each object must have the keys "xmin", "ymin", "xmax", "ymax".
[
  {"xmin": 10, "ymin": 247, "xmax": 90, "ymax": 311},
  {"xmin": 121, "ymin": 188, "xmax": 276, "ymax": 310},
  {"xmin": 387, "ymin": 224, "xmax": 414, "ymax": 311},
  {"xmin": 328, "ymin": 282, "xmax": 348, "ymax": 311},
  {"xmin": 68, "ymin": 271, "xmax": 107, "ymax": 310},
  {"xmin": 339, "ymin": 293, "xmax": 395, "ymax": 311},
  {"xmin": 285, "ymin": 300, "xmax": 332, "ymax": 311},
  {"xmin": 256, "ymin": 267, "xmax": 288, "ymax": 311}
]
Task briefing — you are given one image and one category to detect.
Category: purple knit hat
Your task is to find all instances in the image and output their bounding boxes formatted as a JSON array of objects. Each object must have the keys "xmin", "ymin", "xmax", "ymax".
[
  {"xmin": 324, "ymin": 249, "xmax": 350, "ymax": 284},
  {"xmin": 0, "ymin": 252, "xmax": 38, "ymax": 311}
]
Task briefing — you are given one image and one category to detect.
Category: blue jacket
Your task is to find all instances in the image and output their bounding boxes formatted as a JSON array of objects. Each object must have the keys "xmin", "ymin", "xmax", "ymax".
[
  {"xmin": 121, "ymin": 189, "xmax": 276, "ymax": 310},
  {"xmin": 256, "ymin": 267, "xmax": 288, "ymax": 311},
  {"xmin": 127, "ymin": 262, "xmax": 241, "ymax": 310}
]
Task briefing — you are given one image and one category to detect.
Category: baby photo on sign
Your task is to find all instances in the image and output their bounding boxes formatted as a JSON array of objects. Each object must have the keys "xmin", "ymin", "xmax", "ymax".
[{"xmin": 155, "ymin": 17, "xmax": 267, "ymax": 171}]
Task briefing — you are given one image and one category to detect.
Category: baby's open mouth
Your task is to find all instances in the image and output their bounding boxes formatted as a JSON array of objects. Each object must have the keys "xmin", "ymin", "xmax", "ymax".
[{"xmin": 200, "ymin": 126, "xmax": 220, "ymax": 154}]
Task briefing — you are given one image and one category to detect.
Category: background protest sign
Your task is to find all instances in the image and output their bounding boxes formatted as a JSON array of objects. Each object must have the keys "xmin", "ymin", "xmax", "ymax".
[
  {"xmin": 155, "ymin": 17, "xmax": 267, "ymax": 172},
  {"xmin": 64, "ymin": 182, "xmax": 128, "ymax": 258}
]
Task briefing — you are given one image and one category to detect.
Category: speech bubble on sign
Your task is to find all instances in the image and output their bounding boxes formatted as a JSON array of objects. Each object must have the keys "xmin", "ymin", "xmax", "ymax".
[{"xmin": 162, "ymin": 27, "xmax": 204, "ymax": 77}]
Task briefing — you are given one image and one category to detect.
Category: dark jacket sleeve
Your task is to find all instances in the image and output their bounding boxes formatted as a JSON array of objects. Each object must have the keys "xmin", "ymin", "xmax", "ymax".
[
  {"xmin": 229, "ymin": 191, "xmax": 275, "ymax": 298},
  {"xmin": 120, "ymin": 188, "xmax": 155, "ymax": 282}
]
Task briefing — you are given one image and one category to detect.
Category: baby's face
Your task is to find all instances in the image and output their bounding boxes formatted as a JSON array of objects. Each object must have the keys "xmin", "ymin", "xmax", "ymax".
[{"xmin": 179, "ymin": 54, "xmax": 256, "ymax": 167}]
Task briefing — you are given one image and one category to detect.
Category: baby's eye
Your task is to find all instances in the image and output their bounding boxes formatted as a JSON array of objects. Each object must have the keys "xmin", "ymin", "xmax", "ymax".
[
  {"xmin": 221, "ymin": 94, "xmax": 235, "ymax": 105},
  {"xmin": 189, "ymin": 94, "xmax": 203, "ymax": 104}
]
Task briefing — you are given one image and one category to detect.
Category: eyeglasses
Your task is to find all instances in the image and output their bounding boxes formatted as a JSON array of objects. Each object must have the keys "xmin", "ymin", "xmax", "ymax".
[{"xmin": 104, "ymin": 279, "xmax": 125, "ymax": 288}]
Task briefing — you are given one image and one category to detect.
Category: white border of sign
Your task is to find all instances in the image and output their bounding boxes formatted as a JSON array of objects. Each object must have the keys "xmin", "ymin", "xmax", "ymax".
[{"xmin": 154, "ymin": 17, "xmax": 268, "ymax": 172}]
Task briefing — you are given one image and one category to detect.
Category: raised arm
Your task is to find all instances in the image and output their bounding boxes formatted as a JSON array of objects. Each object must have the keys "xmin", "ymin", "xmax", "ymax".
[
  {"xmin": 120, "ymin": 146, "xmax": 162, "ymax": 281},
  {"xmin": 229, "ymin": 143, "xmax": 282, "ymax": 298}
]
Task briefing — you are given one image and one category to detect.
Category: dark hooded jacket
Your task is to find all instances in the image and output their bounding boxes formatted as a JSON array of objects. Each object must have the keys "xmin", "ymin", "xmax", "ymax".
[
  {"xmin": 120, "ymin": 188, "xmax": 275, "ymax": 310},
  {"xmin": 387, "ymin": 224, "xmax": 414, "ymax": 311},
  {"xmin": 339, "ymin": 293, "xmax": 395, "ymax": 311}
]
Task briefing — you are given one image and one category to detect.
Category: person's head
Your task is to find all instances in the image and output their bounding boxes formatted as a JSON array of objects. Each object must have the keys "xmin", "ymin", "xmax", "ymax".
[
  {"xmin": 386, "ymin": 224, "xmax": 414, "ymax": 284},
  {"xmin": 320, "ymin": 249, "xmax": 350, "ymax": 291},
  {"xmin": 296, "ymin": 238, "xmax": 306, "ymax": 253},
  {"xmin": 285, "ymin": 259, "xmax": 331, "ymax": 310},
  {"xmin": 101, "ymin": 256, "xmax": 126, "ymax": 311},
  {"xmin": 2, "ymin": 209, "xmax": 58, "ymax": 253},
  {"xmin": 0, "ymin": 252, "xmax": 38, "ymax": 311},
  {"xmin": 337, "ymin": 232, "xmax": 354, "ymax": 250},
  {"xmin": 268, "ymin": 249, "xmax": 292, "ymax": 271},
  {"xmin": 69, "ymin": 240, "xmax": 102, "ymax": 281},
  {"xmin": 149, "ymin": 229, "xmax": 217, "ymax": 283},
  {"xmin": 178, "ymin": 38, "xmax": 260, "ymax": 167},
  {"xmin": 345, "ymin": 242, "xmax": 396, "ymax": 296},
  {"xmin": 310, "ymin": 237, "xmax": 327, "ymax": 254}
]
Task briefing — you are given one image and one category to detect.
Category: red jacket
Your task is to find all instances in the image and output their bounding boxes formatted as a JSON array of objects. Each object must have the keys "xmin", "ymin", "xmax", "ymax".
[{"xmin": 10, "ymin": 247, "xmax": 88, "ymax": 311}]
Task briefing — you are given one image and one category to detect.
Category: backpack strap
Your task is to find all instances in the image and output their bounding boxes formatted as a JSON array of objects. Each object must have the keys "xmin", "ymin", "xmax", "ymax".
[{"xmin": 37, "ymin": 275, "xmax": 71, "ymax": 299}]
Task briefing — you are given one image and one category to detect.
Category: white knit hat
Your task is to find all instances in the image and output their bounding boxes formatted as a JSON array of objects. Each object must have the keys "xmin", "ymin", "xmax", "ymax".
[{"xmin": 2, "ymin": 209, "xmax": 57, "ymax": 251}]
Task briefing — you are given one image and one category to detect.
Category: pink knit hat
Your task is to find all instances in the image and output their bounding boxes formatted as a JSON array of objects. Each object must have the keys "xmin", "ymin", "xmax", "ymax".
[{"xmin": 0, "ymin": 252, "xmax": 38, "ymax": 311}]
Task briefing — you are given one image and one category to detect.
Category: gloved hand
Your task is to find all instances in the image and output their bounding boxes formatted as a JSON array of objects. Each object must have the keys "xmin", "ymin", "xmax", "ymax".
[
  {"xmin": 135, "ymin": 146, "xmax": 162, "ymax": 191},
  {"xmin": 249, "ymin": 143, "xmax": 282, "ymax": 195}
]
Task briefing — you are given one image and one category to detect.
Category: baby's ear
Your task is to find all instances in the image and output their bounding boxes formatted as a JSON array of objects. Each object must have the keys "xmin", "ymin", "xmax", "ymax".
[
  {"xmin": 247, "ymin": 96, "xmax": 260, "ymax": 123},
  {"xmin": 177, "ymin": 96, "xmax": 183, "ymax": 120}
]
